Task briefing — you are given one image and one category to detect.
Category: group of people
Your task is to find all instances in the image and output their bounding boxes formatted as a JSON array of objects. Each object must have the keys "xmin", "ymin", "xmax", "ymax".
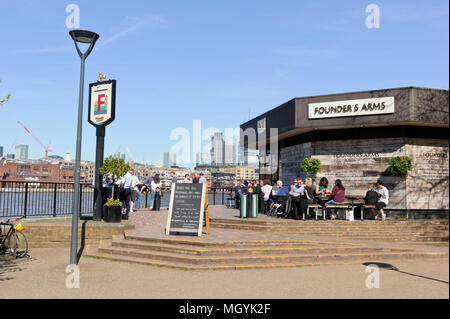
[
  {"xmin": 103, "ymin": 170, "xmax": 177, "ymax": 219},
  {"xmin": 103, "ymin": 170, "xmax": 210, "ymax": 220},
  {"xmin": 182, "ymin": 172, "xmax": 207, "ymax": 184},
  {"xmin": 233, "ymin": 177, "xmax": 389, "ymax": 221}
]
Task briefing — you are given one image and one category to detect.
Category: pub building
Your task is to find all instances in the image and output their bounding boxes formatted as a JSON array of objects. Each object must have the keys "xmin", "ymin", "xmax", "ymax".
[{"xmin": 240, "ymin": 87, "xmax": 449, "ymax": 218}]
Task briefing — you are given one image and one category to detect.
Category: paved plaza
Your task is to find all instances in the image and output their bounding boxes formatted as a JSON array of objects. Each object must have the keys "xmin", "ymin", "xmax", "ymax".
[{"xmin": 1, "ymin": 207, "xmax": 448, "ymax": 299}]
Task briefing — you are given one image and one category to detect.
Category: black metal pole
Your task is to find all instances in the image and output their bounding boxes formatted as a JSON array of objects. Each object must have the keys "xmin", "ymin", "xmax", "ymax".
[
  {"xmin": 70, "ymin": 55, "xmax": 85, "ymax": 265},
  {"xmin": 93, "ymin": 126, "xmax": 105, "ymax": 221}
]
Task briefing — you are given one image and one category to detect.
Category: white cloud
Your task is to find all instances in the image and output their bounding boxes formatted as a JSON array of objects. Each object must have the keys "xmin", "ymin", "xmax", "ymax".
[
  {"xmin": 96, "ymin": 14, "xmax": 166, "ymax": 49},
  {"xmin": 15, "ymin": 14, "xmax": 166, "ymax": 54}
]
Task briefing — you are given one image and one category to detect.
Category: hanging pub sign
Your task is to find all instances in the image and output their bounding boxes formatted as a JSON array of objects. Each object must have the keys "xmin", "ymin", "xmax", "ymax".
[{"xmin": 88, "ymin": 79, "xmax": 116, "ymax": 127}]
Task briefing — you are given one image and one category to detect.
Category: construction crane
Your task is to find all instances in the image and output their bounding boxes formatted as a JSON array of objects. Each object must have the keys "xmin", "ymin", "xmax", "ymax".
[
  {"xmin": 4, "ymin": 140, "xmax": 16, "ymax": 159},
  {"xmin": 17, "ymin": 121, "xmax": 52, "ymax": 160}
]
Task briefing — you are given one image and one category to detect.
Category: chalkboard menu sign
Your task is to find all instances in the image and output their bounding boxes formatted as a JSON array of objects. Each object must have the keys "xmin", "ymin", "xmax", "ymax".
[{"xmin": 166, "ymin": 183, "xmax": 206, "ymax": 236}]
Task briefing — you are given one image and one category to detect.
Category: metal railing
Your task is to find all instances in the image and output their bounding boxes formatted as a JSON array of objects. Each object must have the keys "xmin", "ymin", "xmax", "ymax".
[
  {"xmin": 0, "ymin": 180, "xmax": 235, "ymax": 218},
  {"xmin": 0, "ymin": 180, "xmax": 94, "ymax": 218}
]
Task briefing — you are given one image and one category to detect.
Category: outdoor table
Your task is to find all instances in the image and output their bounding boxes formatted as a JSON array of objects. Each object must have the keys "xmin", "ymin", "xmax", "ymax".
[{"xmin": 314, "ymin": 196, "xmax": 329, "ymax": 220}]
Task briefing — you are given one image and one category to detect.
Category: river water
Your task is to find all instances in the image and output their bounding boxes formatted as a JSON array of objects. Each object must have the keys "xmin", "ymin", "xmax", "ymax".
[{"xmin": 0, "ymin": 190, "xmax": 232, "ymax": 218}]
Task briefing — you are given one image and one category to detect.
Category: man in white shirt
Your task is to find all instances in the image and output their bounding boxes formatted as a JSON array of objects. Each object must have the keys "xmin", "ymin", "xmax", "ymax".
[
  {"xmin": 373, "ymin": 179, "xmax": 389, "ymax": 221},
  {"xmin": 120, "ymin": 169, "xmax": 134, "ymax": 219},
  {"xmin": 199, "ymin": 173, "xmax": 207, "ymax": 184},
  {"xmin": 129, "ymin": 173, "xmax": 140, "ymax": 213}
]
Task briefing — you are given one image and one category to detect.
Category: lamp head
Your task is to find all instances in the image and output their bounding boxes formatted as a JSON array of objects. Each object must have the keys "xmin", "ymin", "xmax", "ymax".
[
  {"xmin": 69, "ymin": 29, "xmax": 99, "ymax": 59},
  {"xmin": 69, "ymin": 30, "xmax": 99, "ymax": 44}
]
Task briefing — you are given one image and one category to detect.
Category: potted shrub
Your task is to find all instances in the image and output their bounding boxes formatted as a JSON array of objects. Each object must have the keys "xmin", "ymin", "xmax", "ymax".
[
  {"xmin": 103, "ymin": 198, "xmax": 123, "ymax": 223},
  {"xmin": 99, "ymin": 156, "xmax": 130, "ymax": 222},
  {"xmin": 301, "ymin": 157, "xmax": 322, "ymax": 183},
  {"xmin": 388, "ymin": 156, "xmax": 413, "ymax": 178}
]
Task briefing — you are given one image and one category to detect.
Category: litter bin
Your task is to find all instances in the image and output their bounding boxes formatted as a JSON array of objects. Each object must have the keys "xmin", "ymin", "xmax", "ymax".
[
  {"xmin": 250, "ymin": 194, "xmax": 258, "ymax": 218},
  {"xmin": 240, "ymin": 194, "xmax": 259, "ymax": 218},
  {"xmin": 240, "ymin": 194, "xmax": 248, "ymax": 218}
]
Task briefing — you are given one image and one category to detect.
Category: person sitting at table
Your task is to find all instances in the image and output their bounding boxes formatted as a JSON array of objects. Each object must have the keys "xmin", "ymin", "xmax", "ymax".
[
  {"xmin": 289, "ymin": 178, "xmax": 305, "ymax": 219},
  {"xmin": 274, "ymin": 180, "xmax": 290, "ymax": 217},
  {"xmin": 371, "ymin": 179, "xmax": 389, "ymax": 221},
  {"xmin": 301, "ymin": 178, "xmax": 315, "ymax": 218},
  {"xmin": 315, "ymin": 177, "xmax": 329, "ymax": 201},
  {"xmin": 261, "ymin": 180, "xmax": 273, "ymax": 214},
  {"xmin": 324, "ymin": 179, "xmax": 346, "ymax": 219}
]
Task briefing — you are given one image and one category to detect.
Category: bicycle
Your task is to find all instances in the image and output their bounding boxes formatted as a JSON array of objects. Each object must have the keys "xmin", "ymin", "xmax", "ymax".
[{"xmin": 0, "ymin": 216, "xmax": 29, "ymax": 258}]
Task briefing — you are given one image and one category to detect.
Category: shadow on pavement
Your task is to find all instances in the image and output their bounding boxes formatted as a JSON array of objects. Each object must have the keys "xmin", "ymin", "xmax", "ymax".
[
  {"xmin": 0, "ymin": 254, "xmax": 31, "ymax": 282},
  {"xmin": 363, "ymin": 262, "xmax": 449, "ymax": 285}
]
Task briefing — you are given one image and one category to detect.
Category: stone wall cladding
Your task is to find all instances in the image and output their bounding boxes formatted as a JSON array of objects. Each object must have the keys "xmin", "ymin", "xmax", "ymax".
[{"xmin": 280, "ymin": 137, "xmax": 449, "ymax": 210}]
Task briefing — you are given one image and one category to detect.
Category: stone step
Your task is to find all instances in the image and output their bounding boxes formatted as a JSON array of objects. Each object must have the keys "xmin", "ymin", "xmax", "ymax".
[
  {"xmin": 210, "ymin": 220, "xmax": 449, "ymax": 231},
  {"xmin": 123, "ymin": 232, "xmax": 361, "ymax": 248},
  {"xmin": 96, "ymin": 242, "xmax": 447, "ymax": 266},
  {"xmin": 111, "ymin": 238, "xmax": 411, "ymax": 256},
  {"xmin": 85, "ymin": 251, "xmax": 380, "ymax": 271},
  {"xmin": 210, "ymin": 222, "xmax": 449, "ymax": 236},
  {"xmin": 211, "ymin": 218, "xmax": 449, "ymax": 226},
  {"xmin": 348, "ymin": 236, "xmax": 449, "ymax": 242}
]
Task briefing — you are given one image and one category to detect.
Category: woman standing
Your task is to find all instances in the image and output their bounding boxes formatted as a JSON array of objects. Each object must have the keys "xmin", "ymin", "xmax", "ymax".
[
  {"xmin": 183, "ymin": 174, "xmax": 192, "ymax": 183},
  {"xmin": 149, "ymin": 174, "xmax": 161, "ymax": 211}
]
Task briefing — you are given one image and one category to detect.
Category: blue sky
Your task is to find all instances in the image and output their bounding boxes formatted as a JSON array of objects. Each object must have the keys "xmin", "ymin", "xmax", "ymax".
[{"xmin": 0, "ymin": 0, "xmax": 448, "ymax": 166}]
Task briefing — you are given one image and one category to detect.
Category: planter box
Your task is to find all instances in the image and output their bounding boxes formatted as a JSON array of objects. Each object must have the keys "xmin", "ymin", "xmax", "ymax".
[{"xmin": 103, "ymin": 205, "xmax": 122, "ymax": 223}]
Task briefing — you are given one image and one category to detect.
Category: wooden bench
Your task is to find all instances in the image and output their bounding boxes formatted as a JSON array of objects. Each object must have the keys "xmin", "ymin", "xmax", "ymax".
[
  {"xmin": 361, "ymin": 204, "xmax": 376, "ymax": 220},
  {"xmin": 307, "ymin": 204, "xmax": 323, "ymax": 220}
]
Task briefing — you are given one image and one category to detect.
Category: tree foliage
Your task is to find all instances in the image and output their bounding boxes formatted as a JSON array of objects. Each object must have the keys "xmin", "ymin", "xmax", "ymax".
[
  {"xmin": 99, "ymin": 156, "xmax": 130, "ymax": 180},
  {"xmin": 388, "ymin": 156, "xmax": 413, "ymax": 178},
  {"xmin": 0, "ymin": 80, "xmax": 11, "ymax": 107},
  {"xmin": 301, "ymin": 158, "xmax": 322, "ymax": 177}
]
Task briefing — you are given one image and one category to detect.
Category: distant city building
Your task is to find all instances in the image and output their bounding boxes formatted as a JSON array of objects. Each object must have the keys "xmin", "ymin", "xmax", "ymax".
[
  {"xmin": 114, "ymin": 152, "xmax": 126, "ymax": 161},
  {"xmin": 7, "ymin": 154, "xmax": 15, "ymax": 159},
  {"xmin": 155, "ymin": 160, "xmax": 162, "ymax": 168},
  {"xmin": 224, "ymin": 142, "xmax": 237, "ymax": 165},
  {"xmin": 0, "ymin": 146, "xmax": 3, "ymax": 158},
  {"xmin": 217, "ymin": 165, "xmax": 256, "ymax": 181},
  {"xmin": 196, "ymin": 152, "xmax": 211, "ymax": 166},
  {"xmin": 211, "ymin": 132, "xmax": 225, "ymax": 166},
  {"xmin": 238, "ymin": 146, "xmax": 258, "ymax": 168},
  {"xmin": 15, "ymin": 144, "xmax": 29, "ymax": 160},
  {"xmin": 65, "ymin": 152, "xmax": 71, "ymax": 162},
  {"xmin": 163, "ymin": 152, "xmax": 176, "ymax": 167}
]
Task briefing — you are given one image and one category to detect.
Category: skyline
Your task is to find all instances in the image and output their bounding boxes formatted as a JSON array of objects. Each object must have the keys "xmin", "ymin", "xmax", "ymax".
[{"xmin": 0, "ymin": 0, "xmax": 448, "ymax": 167}]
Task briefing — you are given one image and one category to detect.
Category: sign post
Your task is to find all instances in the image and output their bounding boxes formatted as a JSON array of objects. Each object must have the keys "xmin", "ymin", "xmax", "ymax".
[
  {"xmin": 166, "ymin": 183, "xmax": 208, "ymax": 236},
  {"xmin": 88, "ymin": 76, "xmax": 116, "ymax": 221}
]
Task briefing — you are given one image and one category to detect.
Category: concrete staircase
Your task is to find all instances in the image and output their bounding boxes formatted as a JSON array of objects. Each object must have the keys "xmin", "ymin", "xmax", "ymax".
[
  {"xmin": 85, "ymin": 231, "xmax": 448, "ymax": 270},
  {"xmin": 210, "ymin": 218, "xmax": 449, "ymax": 245}
]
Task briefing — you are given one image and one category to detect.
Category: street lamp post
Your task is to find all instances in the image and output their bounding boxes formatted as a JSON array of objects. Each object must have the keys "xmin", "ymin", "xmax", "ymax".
[{"xmin": 69, "ymin": 30, "xmax": 99, "ymax": 265}]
